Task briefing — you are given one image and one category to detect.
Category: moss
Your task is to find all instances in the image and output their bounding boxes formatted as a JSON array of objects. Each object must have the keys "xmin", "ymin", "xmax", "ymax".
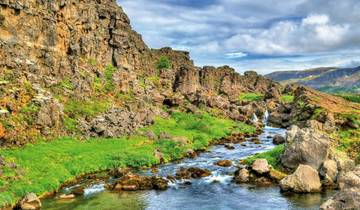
[
  {"xmin": 280, "ymin": 94, "xmax": 294, "ymax": 103},
  {"xmin": 243, "ymin": 144, "xmax": 285, "ymax": 169},
  {"xmin": 238, "ymin": 92, "xmax": 264, "ymax": 102},
  {"xmin": 87, "ymin": 58, "xmax": 97, "ymax": 66},
  {"xmin": 0, "ymin": 112, "xmax": 255, "ymax": 207},
  {"xmin": 63, "ymin": 116, "xmax": 78, "ymax": 133},
  {"xmin": 64, "ymin": 98, "xmax": 111, "ymax": 119},
  {"xmin": 59, "ymin": 78, "xmax": 74, "ymax": 90},
  {"xmin": 104, "ymin": 64, "xmax": 117, "ymax": 92},
  {"xmin": 311, "ymin": 108, "xmax": 326, "ymax": 120}
]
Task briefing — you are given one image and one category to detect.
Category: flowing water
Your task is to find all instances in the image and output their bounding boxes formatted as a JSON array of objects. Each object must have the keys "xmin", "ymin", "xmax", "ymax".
[{"xmin": 42, "ymin": 126, "xmax": 333, "ymax": 210}]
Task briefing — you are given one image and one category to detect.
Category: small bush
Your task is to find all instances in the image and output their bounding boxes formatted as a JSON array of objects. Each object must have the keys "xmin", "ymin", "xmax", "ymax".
[
  {"xmin": 156, "ymin": 56, "xmax": 171, "ymax": 70},
  {"xmin": 280, "ymin": 95, "xmax": 294, "ymax": 103},
  {"xmin": 239, "ymin": 92, "xmax": 264, "ymax": 102}
]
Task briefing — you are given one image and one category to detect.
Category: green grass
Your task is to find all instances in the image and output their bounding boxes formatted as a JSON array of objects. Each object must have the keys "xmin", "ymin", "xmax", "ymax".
[
  {"xmin": 0, "ymin": 112, "xmax": 255, "ymax": 207},
  {"xmin": 104, "ymin": 64, "xmax": 117, "ymax": 92},
  {"xmin": 280, "ymin": 95, "xmax": 294, "ymax": 103},
  {"xmin": 243, "ymin": 144, "xmax": 285, "ymax": 169},
  {"xmin": 64, "ymin": 98, "xmax": 111, "ymax": 119},
  {"xmin": 238, "ymin": 92, "xmax": 264, "ymax": 102}
]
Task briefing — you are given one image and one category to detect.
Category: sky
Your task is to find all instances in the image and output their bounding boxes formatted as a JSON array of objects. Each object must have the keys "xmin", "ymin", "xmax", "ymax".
[{"xmin": 118, "ymin": 0, "xmax": 360, "ymax": 74}]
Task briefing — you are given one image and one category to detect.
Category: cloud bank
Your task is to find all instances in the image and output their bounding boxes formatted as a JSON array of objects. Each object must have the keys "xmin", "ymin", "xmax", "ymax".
[{"xmin": 119, "ymin": 0, "xmax": 360, "ymax": 74}]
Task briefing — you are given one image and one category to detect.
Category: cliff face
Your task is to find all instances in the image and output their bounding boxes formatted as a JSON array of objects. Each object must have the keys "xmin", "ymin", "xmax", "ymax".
[{"xmin": 0, "ymin": 0, "xmax": 279, "ymax": 146}]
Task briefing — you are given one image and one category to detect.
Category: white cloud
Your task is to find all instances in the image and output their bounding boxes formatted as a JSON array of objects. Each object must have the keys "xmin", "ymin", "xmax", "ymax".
[
  {"xmin": 225, "ymin": 52, "xmax": 248, "ymax": 58},
  {"xmin": 119, "ymin": 0, "xmax": 360, "ymax": 73},
  {"xmin": 223, "ymin": 14, "xmax": 350, "ymax": 55}
]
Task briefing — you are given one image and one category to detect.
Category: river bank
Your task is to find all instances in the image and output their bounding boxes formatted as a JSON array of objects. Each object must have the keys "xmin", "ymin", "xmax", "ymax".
[
  {"xmin": 41, "ymin": 126, "xmax": 334, "ymax": 210},
  {"xmin": 0, "ymin": 112, "xmax": 256, "ymax": 208}
]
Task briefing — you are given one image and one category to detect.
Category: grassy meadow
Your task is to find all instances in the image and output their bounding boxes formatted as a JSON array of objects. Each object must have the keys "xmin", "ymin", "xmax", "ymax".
[{"xmin": 0, "ymin": 112, "xmax": 255, "ymax": 207}]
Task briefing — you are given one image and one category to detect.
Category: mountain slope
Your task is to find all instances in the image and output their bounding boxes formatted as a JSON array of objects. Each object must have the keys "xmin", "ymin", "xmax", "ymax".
[{"xmin": 266, "ymin": 67, "xmax": 360, "ymax": 93}]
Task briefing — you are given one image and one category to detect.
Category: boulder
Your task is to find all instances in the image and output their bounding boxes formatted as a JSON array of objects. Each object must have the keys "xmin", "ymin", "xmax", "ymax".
[
  {"xmin": 320, "ymin": 166, "xmax": 360, "ymax": 210},
  {"xmin": 272, "ymin": 135, "xmax": 285, "ymax": 145},
  {"xmin": 110, "ymin": 173, "xmax": 168, "ymax": 191},
  {"xmin": 337, "ymin": 166, "xmax": 360, "ymax": 190},
  {"xmin": 320, "ymin": 188, "xmax": 360, "ymax": 210},
  {"xmin": 234, "ymin": 168, "xmax": 250, "ymax": 183},
  {"xmin": 280, "ymin": 164, "xmax": 321, "ymax": 193},
  {"xmin": 251, "ymin": 159, "xmax": 270, "ymax": 174},
  {"xmin": 319, "ymin": 160, "xmax": 338, "ymax": 186},
  {"xmin": 281, "ymin": 126, "xmax": 331, "ymax": 170},
  {"xmin": 215, "ymin": 160, "xmax": 232, "ymax": 167},
  {"xmin": 269, "ymin": 169, "xmax": 287, "ymax": 182},
  {"xmin": 224, "ymin": 144, "xmax": 235, "ymax": 150},
  {"xmin": 18, "ymin": 193, "xmax": 41, "ymax": 210},
  {"xmin": 175, "ymin": 167, "xmax": 211, "ymax": 179}
]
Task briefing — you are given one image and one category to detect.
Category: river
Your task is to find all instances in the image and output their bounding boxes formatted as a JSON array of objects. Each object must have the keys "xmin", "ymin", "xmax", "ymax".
[{"xmin": 42, "ymin": 126, "xmax": 333, "ymax": 210}]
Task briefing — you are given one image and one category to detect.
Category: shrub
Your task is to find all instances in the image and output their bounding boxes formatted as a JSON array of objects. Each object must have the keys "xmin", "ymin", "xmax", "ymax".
[{"xmin": 156, "ymin": 56, "xmax": 171, "ymax": 70}]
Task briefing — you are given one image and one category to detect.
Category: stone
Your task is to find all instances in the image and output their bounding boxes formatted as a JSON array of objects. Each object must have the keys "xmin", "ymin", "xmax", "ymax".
[
  {"xmin": 215, "ymin": 160, "xmax": 232, "ymax": 167},
  {"xmin": 319, "ymin": 160, "xmax": 338, "ymax": 186},
  {"xmin": 58, "ymin": 194, "xmax": 75, "ymax": 200},
  {"xmin": 251, "ymin": 159, "xmax": 270, "ymax": 174},
  {"xmin": 337, "ymin": 166, "xmax": 360, "ymax": 190},
  {"xmin": 320, "ymin": 188, "xmax": 360, "ymax": 210},
  {"xmin": 224, "ymin": 144, "xmax": 235, "ymax": 150},
  {"xmin": 272, "ymin": 134, "xmax": 285, "ymax": 145},
  {"xmin": 18, "ymin": 193, "xmax": 41, "ymax": 210},
  {"xmin": 154, "ymin": 149, "xmax": 164, "ymax": 163},
  {"xmin": 175, "ymin": 167, "xmax": 212, "ymax": 179},
  {"xmin": 281, "ymin": 126, "xmax": 331, "ymax": 170},
  {"xmin": 234, "ymin": 168, "xmax": 250, "ymax": 183},
  {"xmin": 186, "ymin": 149, "xmax": 197, "ymax": 158},
  {"xmin": 280, "ymin": 164, "xmax": 321, "ymax": 193},
  {"xmin": 110, "ymin": 172, "xmax": 168, "ymax": 191}
]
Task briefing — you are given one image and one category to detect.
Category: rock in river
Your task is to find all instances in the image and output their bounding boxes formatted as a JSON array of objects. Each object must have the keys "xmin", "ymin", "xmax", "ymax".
[
  {"xmin": 280, "ymin": 164, "xmax": 321, "ymax": 193},
  {"xmin": 272, "ymin": 134, "xmax": 285, "ymax": 145},
  {"xmin": 251, "ymin": 159, "xmax": 270, "ymax": 175},
  {"xmin": 175, "ymin": 167, "xmax": 212, "ymax": 179},
  {"xmin": 215, "ymin": 160, "xmax": 232, "ymax": 167}
]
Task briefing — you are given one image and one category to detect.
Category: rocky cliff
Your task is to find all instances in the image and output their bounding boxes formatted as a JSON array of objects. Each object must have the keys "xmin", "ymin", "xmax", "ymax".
[{"xmin": 0, "ymin": 0, "xmax": 280, "ymax": 146}]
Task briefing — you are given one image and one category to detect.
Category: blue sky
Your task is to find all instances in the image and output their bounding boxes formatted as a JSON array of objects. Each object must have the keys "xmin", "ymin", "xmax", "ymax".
[{"xmin": 119, "ymin": 0, "xmax": 360, "ymax": 74}]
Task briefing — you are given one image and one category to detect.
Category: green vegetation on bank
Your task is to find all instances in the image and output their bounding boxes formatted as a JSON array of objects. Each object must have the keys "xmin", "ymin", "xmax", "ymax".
[
  {"xmin": 238, "ymin": 92, "xmax": 264, "ymax": 102},
  {"xmin": 0, "ymin": 112, "xmax": 255, "ymax": 207},
  {"xmin": 243, "ymin": 144, "xmax": 285, "ymax": 169}
]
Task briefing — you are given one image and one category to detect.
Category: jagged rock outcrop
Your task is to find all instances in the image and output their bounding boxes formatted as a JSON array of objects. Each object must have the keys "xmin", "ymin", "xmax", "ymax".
[{"xmin": 0, "ymin": 0, "xmax": 281, "ymax": 146}]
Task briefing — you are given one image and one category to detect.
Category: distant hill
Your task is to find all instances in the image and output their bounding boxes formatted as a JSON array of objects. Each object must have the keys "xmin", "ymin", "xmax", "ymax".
[{"xmin": 266, "ymin": 67, "xmax": 360, "ymax": 93}]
